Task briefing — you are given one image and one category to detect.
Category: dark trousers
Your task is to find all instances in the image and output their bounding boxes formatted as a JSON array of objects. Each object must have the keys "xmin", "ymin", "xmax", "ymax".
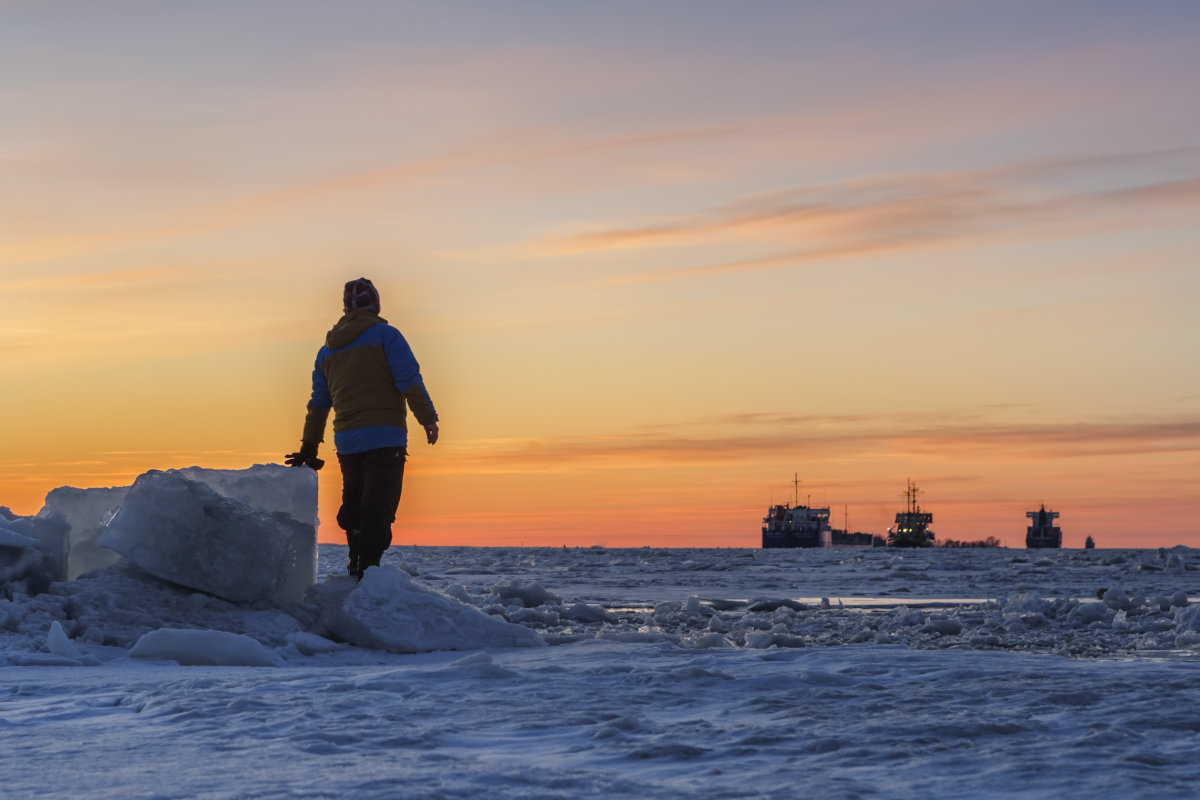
[{"xmin": 336, "ymin": 447, "xmax": 406, "ymax": 569}]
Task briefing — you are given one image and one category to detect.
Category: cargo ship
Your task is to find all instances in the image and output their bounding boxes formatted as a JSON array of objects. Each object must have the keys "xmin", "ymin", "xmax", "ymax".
[
  {"xmin": 1025, "ymin": 505, "xmax": 1062, "ymax": 548},
  {"xmin": 762, "ymin": 475, "xmax": 832, "ymax": 548},
  {"xmin": 762, "ymin": 477, "xmax": 887, "ymax": 548},
  {"xmin": 886, "ymin": 479, "xmax": 935, "ymax": 547}
]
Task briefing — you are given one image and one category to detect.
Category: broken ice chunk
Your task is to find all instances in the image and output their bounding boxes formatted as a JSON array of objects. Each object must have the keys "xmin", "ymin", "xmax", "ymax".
[{"xmin": 99, "ymin": 469, "xmax": 316, "ymax": 604}]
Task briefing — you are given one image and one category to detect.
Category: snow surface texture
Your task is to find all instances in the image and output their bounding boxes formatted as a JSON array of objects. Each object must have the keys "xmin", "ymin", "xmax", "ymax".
[
  {"xmin": 98, "ymin": 467, "xmax": 317, "ymax": 604},
  {"xmin": 6, "ymin": 489, "xmax": 1200, "ymax": 797}
]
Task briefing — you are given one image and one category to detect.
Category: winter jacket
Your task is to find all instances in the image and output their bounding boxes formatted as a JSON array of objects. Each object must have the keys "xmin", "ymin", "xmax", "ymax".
[{"xmin": 302, "ymin": 312, "xmax": 438, "ymax": 455}]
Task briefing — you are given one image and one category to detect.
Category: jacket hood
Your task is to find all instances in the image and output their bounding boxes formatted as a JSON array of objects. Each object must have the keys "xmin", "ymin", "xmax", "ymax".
[{"xmin": 327, "ymin": 312, "xmax": 387, "ymax": 349}]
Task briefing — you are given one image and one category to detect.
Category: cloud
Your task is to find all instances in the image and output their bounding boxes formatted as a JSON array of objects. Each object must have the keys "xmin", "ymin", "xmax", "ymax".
[
  {"xmin": 433, "ymin": 412, "xmax": 1200, "ymax": 474},
  {"xmin": 1095, "ymin": 175, "xmax": 1200, "ymax": 206},
  {"xmin": 0, "ymin": 268, "xmax": 179, "ymax": 293},
  {"xmin": 0, "ymin": 118, "xmax": 779, "ymax": 271},
  {"xmin": 526, "ymin": 148, "xmax": 1200, "ymax": 285}
]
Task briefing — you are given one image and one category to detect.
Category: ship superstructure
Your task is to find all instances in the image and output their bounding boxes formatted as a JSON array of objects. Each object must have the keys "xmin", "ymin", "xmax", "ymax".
[
  {"xmin": 1025, "ymin": 505, "xmax": 1062, "ymax": 548},
  {"xmin": 886, "ymin": 479, "xmax": 935, "ymax": 547}
]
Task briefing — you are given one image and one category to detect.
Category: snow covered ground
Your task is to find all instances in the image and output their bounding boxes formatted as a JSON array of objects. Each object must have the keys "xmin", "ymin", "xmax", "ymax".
[{"xmin": 5, "ymin": 542, "xmax": 1200, "ymax": 798}]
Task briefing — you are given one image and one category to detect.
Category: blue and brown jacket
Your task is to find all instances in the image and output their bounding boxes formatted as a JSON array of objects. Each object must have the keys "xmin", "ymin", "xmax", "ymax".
[{"xmin": 302, "ymin": 312, "xmax": 437, "ymax": 455}]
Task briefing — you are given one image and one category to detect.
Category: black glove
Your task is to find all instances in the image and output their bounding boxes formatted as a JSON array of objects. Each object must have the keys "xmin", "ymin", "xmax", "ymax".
[{"xmin": 285, "ymin": 441, "xmax": 324, "ymax": 470}]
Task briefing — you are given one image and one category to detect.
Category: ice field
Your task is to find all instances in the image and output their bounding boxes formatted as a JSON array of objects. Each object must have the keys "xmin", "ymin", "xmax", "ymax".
[{"xmin": 4, "ymin": 467, "xmax": 1200, "ymax": 798}]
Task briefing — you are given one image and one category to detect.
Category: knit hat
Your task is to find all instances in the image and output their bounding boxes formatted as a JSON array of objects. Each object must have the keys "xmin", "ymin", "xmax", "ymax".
[{"xmin": 343, "ymin": 277, "xmax": 380, "ymax": 314}]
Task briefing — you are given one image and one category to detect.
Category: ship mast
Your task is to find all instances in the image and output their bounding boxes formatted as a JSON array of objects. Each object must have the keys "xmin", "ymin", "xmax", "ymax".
[
  {"xmin": 793, "ymin": 473, "xmax": 801, "ymax": 507},
  {"xmin": 905, "ymin": 478, "xmax": 920, "ymax": 514}
]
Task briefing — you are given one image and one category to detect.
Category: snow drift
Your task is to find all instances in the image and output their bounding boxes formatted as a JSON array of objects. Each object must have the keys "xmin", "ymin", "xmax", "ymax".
[
  {"xmin": 129, "ymin": 628, "xmax": 276, "ymax": 666},
  {"xmin": 328, "ymin": 566, "xmax": 545, "ymax": 653}
]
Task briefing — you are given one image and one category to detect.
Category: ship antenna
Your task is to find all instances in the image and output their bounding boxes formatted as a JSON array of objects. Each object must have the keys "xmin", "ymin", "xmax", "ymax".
[{"xmin": 793, "ymin": 473, "xmax": 800, "ymax": 506}]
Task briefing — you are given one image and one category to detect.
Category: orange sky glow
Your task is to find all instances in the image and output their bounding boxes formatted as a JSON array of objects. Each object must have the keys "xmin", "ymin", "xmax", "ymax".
[{"xmin": 3, "ymin": 2, "xmax": 1199, "ymax": 549}]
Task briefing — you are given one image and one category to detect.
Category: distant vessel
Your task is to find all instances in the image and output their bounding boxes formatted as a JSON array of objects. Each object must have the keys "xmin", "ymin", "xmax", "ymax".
[
  {"xmin": 762, "ymin": 475, "xmax": 832, "ymax": 549},
  {"xmin": 1084, "ymin": 535, "xmax": 1095, "ymax": 550},
  {"xmin": 886, "ymin": 479, "xmax": 934, "ymax": 548},
  {"xmin": 831, "ymin": 529, "xmax": 884, "ymax": 548},
  {"xmin": 1025, "ymin": 506, "xmax": 1062, "ymax": 549}
]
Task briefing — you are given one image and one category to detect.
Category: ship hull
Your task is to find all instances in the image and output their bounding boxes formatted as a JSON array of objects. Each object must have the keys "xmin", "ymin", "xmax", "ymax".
[
  {"xmin": 831, "ymin": 531, "xmax": 882, "ymax": 548},
  {"xmin": 762, "ymin": 529, "xmax": 824, "ymax": 548},
  {"xmin": 885, "ymin": 536, "xmax": 934, "ymax": 548}
]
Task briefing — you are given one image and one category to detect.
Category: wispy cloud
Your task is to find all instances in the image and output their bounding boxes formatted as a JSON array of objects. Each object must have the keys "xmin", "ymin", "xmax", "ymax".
[
  {"xmin": 0, "ymin": 121, "xmax": 775, "ymax": 269},
  {"xmin": 0, "ymin": 268, "xmax": 179, "ymax": 292},
  {"xmin": 433, "ymin": 412, "xmax": 1200, "ymax": 474},
  {"xmin": 525, "ymin": 148, "xmax": 1200, "ymax": 285}
]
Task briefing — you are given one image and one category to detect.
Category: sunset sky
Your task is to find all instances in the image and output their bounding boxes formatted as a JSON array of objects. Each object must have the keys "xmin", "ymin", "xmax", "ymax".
[{"xmin": 3, "ymin": 1, "xmax": 1198, "ymax": 548}]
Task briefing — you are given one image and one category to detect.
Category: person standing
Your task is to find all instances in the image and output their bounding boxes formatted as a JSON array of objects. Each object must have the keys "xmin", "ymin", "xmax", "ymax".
[{"xmin": 286, "ymin": 278, "xmax": 439, "ymax": 578}]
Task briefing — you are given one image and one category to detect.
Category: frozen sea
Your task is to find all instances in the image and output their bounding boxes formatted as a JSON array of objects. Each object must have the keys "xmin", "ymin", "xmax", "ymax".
[{"xmin": 5, "ymin": 544, "xmax": 1200, "ymax": 799}]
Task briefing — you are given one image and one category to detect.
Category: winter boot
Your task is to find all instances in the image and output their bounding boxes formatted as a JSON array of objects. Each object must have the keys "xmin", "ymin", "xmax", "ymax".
[
  {"xmin": 360, "ymin": 549, "xmax": 383, "ymax": 576},
  {"xmin": 346, "ymin": 530, "xmax": 363, "ymax": 578}
]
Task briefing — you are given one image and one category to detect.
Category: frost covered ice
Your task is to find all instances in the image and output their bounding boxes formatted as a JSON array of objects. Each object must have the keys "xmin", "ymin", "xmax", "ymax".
[
  {"xmin": 20, "ymin": 463, "xmax": 319, "ymax": 589},
  {"xmin": 0, "ymin": 523, "xmax": 55, "ymax": 596},
  {"xmin": 5, "ymin": 472, "xmax": 1200, "ymax": 797},
  {"xmin": 129, "ymin": 628, "xmax": 276, "ymax": 667},
  {"xmin": 1, "ymin": 464, "xmax": 544, "ymax": 661},
  {"xmin": 0, "ymin": 507, "xmax": 68, "ymax": 594},
  {"xmin": 38, "ymin": 484, "xmax": 129, "ymax": 579},
  {"xmin": 99, "ymin": 467, "xmax": 317, "ymax": 604},
  {"xmin": 328, "ymin": 566, "xmax": 544, "ymax": 653},
  {"xmin": 176, "ymin": 464, "xmax": 319, "ymax": 527}
]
